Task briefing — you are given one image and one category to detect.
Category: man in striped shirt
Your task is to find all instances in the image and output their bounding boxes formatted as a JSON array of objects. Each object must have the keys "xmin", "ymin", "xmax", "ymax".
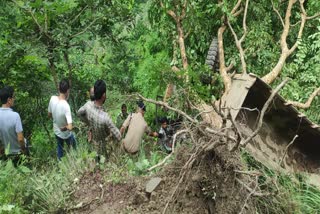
[{"xmin": 77, "ymin": 80, "xmax": 121, "ymax": 160}]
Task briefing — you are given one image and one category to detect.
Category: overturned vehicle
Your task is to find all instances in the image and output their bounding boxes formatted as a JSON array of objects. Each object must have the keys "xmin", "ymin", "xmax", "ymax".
[{"xmin": 224, "ymin": 73, "xmax": 320, "ymax": 186}]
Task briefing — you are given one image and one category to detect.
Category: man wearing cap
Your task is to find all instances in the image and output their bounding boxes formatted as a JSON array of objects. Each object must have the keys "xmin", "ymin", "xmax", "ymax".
[{"xmin": 120, "ymin": 101, "xmax": 158, "ymax": 154}]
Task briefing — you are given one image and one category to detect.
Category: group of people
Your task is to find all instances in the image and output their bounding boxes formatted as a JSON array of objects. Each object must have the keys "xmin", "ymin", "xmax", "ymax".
[{"xmin": 0, "ymin": 79, "xmax": 174, "ymax": 164}]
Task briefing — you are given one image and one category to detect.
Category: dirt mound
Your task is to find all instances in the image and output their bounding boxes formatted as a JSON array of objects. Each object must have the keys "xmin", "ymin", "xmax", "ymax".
[
  {"xmin": 69, "ymin": 138, "xmax": 257, "ymax": 214},
  {"xmin": 130, "ymin": 144, "xmax": 255, "ymax": 214}
]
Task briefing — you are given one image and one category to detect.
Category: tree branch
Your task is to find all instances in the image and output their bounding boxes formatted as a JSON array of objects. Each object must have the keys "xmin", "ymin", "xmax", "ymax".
[
  {"xmin": 231, "ymin": 0, "xmax": 243, "ymax": 15},
  {"xmin": 279, "ymin": 134, "xmax": 299, "ymax": 167},
  {"xmin": 160, "ymin": 0, "xmax": 178, "ymax": 21},
  {"xmin": 272, "ymin": 1, "xmax": 285, "ymax": 28},
  {"xmin": 180, "ymin": 0, "xmax": 188, "ymax": 20},
  {"xmin": 261, "ymin": 0, "xmax": 317, "ymax": 84},
  {"xmin": 306, "ymin": 12, "xmax": 320, "ymax": 20},
  {"xmin": 70, "ymin": 5, "xmax": 88, "ymax": 25},
  {"xmin": 286, "ymin": 87, "xmax": 320, "ymax": 109},
  {"xmin": 148, "ymin": 129, "xmax": 189, "ymax": 171},
  {"xmin": 28, "ymin": 9, "xmax": 43, "ymax": 33},
  {"xmin": 71, "ymin": 17, "xmax": 102, "ymax": 38},
  {"xmin": 218, "ymin": 23, "xmax": 232, "ymax": 94},
  {"xmin": 288, "ymin": 1, "xmax": 307, "ymax": 54},
  {"xmin": 12, "ymin": 0, "xmax": 53, "ymax": 40},
  {"xmin": 227, "ymin": 0, "xmax": 249, "ymax": 74},
  {"xmin": 44, "ymin": 8, "xmax": 48, "ymax": 33},
  {"xmin": 137, "ymin": 94, "xmax": 198, "ymax": 124},
  {"xmin": 218, "ymin": 0, "xmax": 248, "ymax": 94}
]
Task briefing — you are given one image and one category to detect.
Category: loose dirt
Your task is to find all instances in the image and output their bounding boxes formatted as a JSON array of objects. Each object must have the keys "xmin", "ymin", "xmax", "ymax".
[{"xmin": 70, "ymin": 144, "xmax": 256, "ymax": 214}]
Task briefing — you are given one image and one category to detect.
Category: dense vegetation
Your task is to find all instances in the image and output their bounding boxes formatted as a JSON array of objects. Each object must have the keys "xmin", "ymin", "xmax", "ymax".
[{"xmin": 0, "ymin": 0, "xmax": 319, "ymax": 213}]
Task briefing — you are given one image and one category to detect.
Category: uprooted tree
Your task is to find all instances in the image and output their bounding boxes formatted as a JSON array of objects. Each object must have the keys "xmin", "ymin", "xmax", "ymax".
[
  {"xmin": 140, "ymin": 2, "xmax": 320, "ymax": 211},
  {"xmin": 151, "ymin": 0, "xmax": 320, "ymax": 125}
]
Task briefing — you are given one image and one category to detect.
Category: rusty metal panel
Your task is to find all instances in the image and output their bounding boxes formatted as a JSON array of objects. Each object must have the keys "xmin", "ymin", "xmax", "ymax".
[
  {"xmin": 224, "ymin": 73, "xmax": 256, "ymax": 120},
  {"xmin": 224, "ymin": 73, "xmax": 320, "ymax": 187}
]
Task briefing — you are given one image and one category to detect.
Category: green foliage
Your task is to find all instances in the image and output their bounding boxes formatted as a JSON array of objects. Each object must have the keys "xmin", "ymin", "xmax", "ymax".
[
  {"xmin": 127, "ymin": 140, "xmax": 168, "ymax": 175},
  {"xmin": 0, "ymin": 0, "xmax": 319, "ymax": 213},
  {"xmin": 0, "ymin": 161, "xmax": 30, "ymax": 213},
  {"xmin": 242, "ymin": 151, "xmax": 320, "ymax": 213},
  {"xmin": 28, "ymin": 141, "xmax": 96, "ymax": 212},
  {"xmin": 29, "ymin": 128, "xmax": 56, "ymax": 165},
  {"xmin": 0, "ymin": 160, "xmax": 30, "ymax": 213},
  {"xmin": 134, "ymin": 51, "xmax": 171, "ymax": 98},
  {"xmin": 188, "ymin": 64, "xmax": 224, "ymax": 102},
  {"xmin": 281, "ymin": 20, "xmax": 320, "ymax": 123}
]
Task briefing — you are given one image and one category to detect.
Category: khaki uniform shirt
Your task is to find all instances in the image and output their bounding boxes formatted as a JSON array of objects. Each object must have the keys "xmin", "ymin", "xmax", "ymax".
[{"xmin": 122, "ymin": 112, "xmax": 151, "ymax": 154}]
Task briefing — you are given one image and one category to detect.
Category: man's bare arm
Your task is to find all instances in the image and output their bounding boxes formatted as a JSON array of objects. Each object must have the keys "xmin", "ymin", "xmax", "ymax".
[{"xmin": 17, "ymin": 132, "xmax": 26, "ymax": 151}]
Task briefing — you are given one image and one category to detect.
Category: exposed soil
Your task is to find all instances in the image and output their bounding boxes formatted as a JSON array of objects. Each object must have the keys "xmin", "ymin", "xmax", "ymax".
[{"xmin": 69, "ymin": 143, "xmax": 256, "ymax": 214}]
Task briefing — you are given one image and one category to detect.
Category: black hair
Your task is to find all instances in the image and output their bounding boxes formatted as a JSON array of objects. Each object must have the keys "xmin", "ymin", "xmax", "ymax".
[
  {"xmin": 59, "ymin": 79, "xmax": 70, "ymax": 94},
  {"xmin": 137, "ymin": 100, "xmax": 146, "ymax": 112},
  {"xmin": 121, "ymin": 104, "xmax": 127, "ymax": 109},
  {"xmin": 159, "ymin": 116, "xmax": 168, "ymax": 124},
  {"xmin": 0, "ymin": 86, "xmax": 14, "ymax": 105},
  {"xmin": 94, "ymin": 80, "xmax": 106, "ymax": 100}
]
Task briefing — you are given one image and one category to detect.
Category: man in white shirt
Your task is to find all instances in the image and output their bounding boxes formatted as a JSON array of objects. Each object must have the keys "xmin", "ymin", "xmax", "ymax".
[{"xmin": 48, "ymin": 79, "xmax": 76, "ymax": 160}]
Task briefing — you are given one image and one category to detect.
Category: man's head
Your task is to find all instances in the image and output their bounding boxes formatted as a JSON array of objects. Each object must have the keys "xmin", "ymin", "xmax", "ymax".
[
  {"xmin": 0, "ymin": 86, "xmax": 15, "ymax": 106},
  {"xmin": 89, "ymin": 87, "xmax": 95, "ymax": 101},
  {"xmin": 136, "ymin": 100, "xmax": 146, "ymax": 114},
  {"xmin": 94, "ymin": 80, "xmax": 106, "ymax": 102},
  {"xmin": 121, "ymin": 104, "xmax": 127, "ymax": 115},
  {"xmin": 59, "ymin": 79, "xmax": 70, "ymax": 97},
  {"xmin": 160, "ymin": 117, "xmax": 168, "ymax": 129}
]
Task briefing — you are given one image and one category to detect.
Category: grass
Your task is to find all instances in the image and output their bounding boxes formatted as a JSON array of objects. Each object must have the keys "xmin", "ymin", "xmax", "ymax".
[
  {"xmin": 29, "ymin": 144, "xmax": 97, "ymax": 212},
  {"xmin": 241, "ymin": 150, "xmax": 320, "ymax": 213},
  {"xmin": 4, "ymin": 128, "xmax": 320, "ymax": 214},
  {"xmin": 0, "ymin": 129, "xmax": 169, "ymax": 213}
]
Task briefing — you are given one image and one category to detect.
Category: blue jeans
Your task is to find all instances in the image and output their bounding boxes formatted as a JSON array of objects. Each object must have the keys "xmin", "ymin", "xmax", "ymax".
[{"xmin": 55, "ymin": 133, "xmax": 77, "ymax": 160}]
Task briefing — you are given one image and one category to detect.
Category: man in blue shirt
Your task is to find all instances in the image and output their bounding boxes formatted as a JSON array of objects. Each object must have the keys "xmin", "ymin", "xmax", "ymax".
[{"xmin": 0, "ymin": 86, "xmax": 26, "ymax": 159}]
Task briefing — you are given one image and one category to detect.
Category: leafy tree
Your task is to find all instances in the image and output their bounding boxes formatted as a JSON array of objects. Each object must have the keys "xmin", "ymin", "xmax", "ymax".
[{"xmin": 148, "ymin": 0, "xmax": 320, "ymax": 124}]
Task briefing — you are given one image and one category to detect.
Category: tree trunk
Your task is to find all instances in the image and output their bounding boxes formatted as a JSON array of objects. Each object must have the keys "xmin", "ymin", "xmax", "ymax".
[
  {"xmin": 63, "ymin": 48, "xmax": 73, "ymax": 88},
  {"xmin": 48, "ymin": 56, "xmax": 59, "ymax": 92},
  {"xmin": 176, "ymin": 20, "xmax": 188, "ymax": 71},
  {"xmin": 218, "ymin": 24, "xmax": 232, "ymax": 96}
]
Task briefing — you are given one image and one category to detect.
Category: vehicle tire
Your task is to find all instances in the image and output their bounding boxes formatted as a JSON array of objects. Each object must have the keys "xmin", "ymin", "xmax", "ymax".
[{"xmin": 205, "ymin": 38, "xmax": 219, "ymax": 70}]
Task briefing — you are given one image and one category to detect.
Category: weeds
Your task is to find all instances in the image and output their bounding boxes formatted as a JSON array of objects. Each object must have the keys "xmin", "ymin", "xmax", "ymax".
[
  {"xmin": 0, "ymin": 160, "xmax": 30, "ymax": 213},
  {"xmin": 4, "ymin": 129, "xmax": 320, "ymax": 214},
  {"xmin": 29, "ymin": 142, "xmax": 96, "ymax": 212},
  {"xmin": 126, "ymin": 139, "xmax": 168, "ymax": 175},
  {"xmin": 242, "ymin": 150, "xmax": 320, "ymax": 213}
]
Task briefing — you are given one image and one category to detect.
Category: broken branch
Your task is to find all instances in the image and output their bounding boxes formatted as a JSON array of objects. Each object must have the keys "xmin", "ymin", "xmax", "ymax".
[
  {"xmin": 279, "ymin": 135, "xmax": 299, "ymax": 167},
  {"xmin": 236, "ymin": 178, "xmax": 271, "ymax": 197},
  {"xmin": 137, "ymin": 94, "xmax": 198, "ymax": 124},
  {"xmin": 205, "ymin": 127, "xmax": 237, "ymax": 142},
  {"xmin": 239, "ymin": 177, "xmax": 259, "ymax": 214},
  {"xmin": 148, "ymin": 129, "xmax": 189, "ymax": 171},
  {"xmin": 240, "ymin": 78, "xmax": 289, "ymax": 147}
]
